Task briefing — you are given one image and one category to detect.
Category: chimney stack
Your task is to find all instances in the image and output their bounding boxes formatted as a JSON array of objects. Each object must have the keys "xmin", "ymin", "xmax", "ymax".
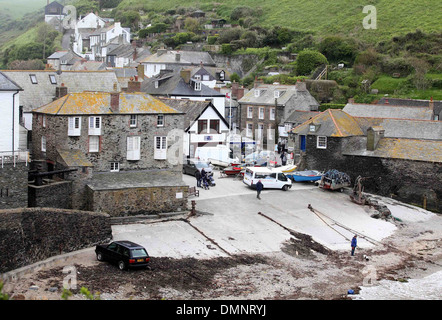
[
  {"xmin": 127, "ymin": 77, "xmax": 141, "ymax": 93},
  {"xmin": 55, "ymin": 83, "xmax": 68, "ymax": 99},
  {"xmin": 367, "ymin": 126, "xmax": 384, "ymax": 151},
  {"xmin": 180, "ymin": 69, "xmax": 191, "ymax": 84},
  {"xmin": 254, "ymin": 76, "xmax": 263, "ymax": 89},
  {"xmin": 137, "ymin": 64, "xmax": 145, "ymax": 80},
  {"xmin": 110, "ymin": 92, "xmax": 120, "ymax": 113},
  {"xmin": 429, "ymin": 97, "xmax": 434, "ymax": 113},
  {"xmin": 175, "ymin": 52, "xmax": 181, "ymax": 62}
]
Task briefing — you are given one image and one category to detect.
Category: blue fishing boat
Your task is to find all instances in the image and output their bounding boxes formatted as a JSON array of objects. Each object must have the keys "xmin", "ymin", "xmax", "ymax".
[{"xmin": 286, "ymin": 170, "xmax": 323, "ymax": 182}]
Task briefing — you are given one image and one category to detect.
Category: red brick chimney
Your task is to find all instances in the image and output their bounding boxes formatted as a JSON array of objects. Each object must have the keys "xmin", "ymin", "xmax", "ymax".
[
  {"xmin": 110, "ymin": 92, "xmax": 120, "ymax": 113},
  {"xmin": 127, "ymin": 77, "xmax": 141, "ymax": 93}
]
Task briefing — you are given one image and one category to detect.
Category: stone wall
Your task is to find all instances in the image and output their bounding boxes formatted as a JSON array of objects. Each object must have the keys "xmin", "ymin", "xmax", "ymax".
[
  {"xmin": 86, "ymin": 185, "xmax": 189, "ymax": 217},
  {"xmin": 0, "ymin": 162, "xmax": 28, "ymax": 209},
  {"xmin": 0, "ymin": 207, "xmax": 112, "ymax": 273},
  {"xmin": 303, "ymin": 135, "xmax": 442, "ymax": 212},
  {"xmin": 28, "ymin": 180, "xmax": 72, "ymax": 208},
  {"xmin": 210, "ymin": 53, "xmax": 261, "ymax": 78}
]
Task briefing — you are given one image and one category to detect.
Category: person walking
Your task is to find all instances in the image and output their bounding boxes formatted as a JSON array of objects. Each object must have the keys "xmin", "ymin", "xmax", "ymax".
[
  {"xmin": 256, "ymin": 180, "xmax": 263, "ymax": 200},
  {"xmin": 195, "ymin": 169, "xmax": 201, "ymax": 188},
  {"xmin": 351, "ymin": 235, "xmax": 357, "ymax": 256}
]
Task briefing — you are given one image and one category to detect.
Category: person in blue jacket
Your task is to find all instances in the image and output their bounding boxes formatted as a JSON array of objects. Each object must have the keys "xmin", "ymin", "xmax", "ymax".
[
  {"xmin": 256, "ymin": 180, "xmax": 263, "ymax": 200},
  {"xmin": 351, "ymin": 235, "xmax": 357, "ymax": 256}
]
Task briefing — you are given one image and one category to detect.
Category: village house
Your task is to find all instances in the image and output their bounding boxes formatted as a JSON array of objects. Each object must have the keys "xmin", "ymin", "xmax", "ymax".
[
  {"xmin": 46, "ymin": 50, "xmax": 83, "ymax": 71},
  {"xmin": 238, "ymin": 79, "xmax": 319, "ymax": 151},
  {"xmin": 377, "ymin": 97, "xmax": 441, "ymax": 120},
  {"xmin": 289, "ymin": 108, "xmax": 442, "ymax": 212},
  {"xmin": 139, "ymin": 49, "xmax": 216, "ymax": 78},
  {"xmin": 0, "ymin": 70, "xmax": 121, "ymax": 132},
  {"xmin": 44, "ymin": 0, "xmax": 65, "ymax": 30},
  {"xmin": 141, "ymin": 68, "xmax": 226, "ymax": 117},
  {"xmin": 30, "ymin": 90, "xmax": 188, "ymax": 215},
  {"xmin": 0, "ymin": 72, "xmax": 28, "ymax": 209},
  {"xmin": 157, "ymin": 98, "xmax": 230, "ymax": 158}
]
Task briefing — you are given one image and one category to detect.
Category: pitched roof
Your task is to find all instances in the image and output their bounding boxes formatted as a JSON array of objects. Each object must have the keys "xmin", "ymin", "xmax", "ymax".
[
  {"xmin": 0, "ymin": 71, "xmax": 22, "ymax": 91},
  {"xmin": 355, "ymin": 117, "xmax": 442, "ymax": 140},
  {"xmin": 33, "ymin": 92, "xmax": 183, "ymax": 115},
  {"xmin": 139, "ymin": 50, "xmax": 215, "ymax": 66},
  {"xmin": 141, "ymin": 71, "xmax": 224, "ymax": 97},
  {"xmin": 343, "ymin": 103, "xmax": 434, "ymax": 120},
  {"xmin": 0, "ymin": 70, "xmax": 121, "ymax": 112},
  {"xmin": 291, "ymin": 109, "xmax": 364, "ymax": 137},
  {"xmin": 342, "ymin": 138, "xmax": 442, "ymax": 163}
]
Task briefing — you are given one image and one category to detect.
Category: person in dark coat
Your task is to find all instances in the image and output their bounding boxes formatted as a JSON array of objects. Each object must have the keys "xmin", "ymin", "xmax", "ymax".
[
  {"xmin": 195, "ymin": 169, "xmax": 201, "ymax": 188},
  {"xmin": 280, "ymin": 151, "xmax": 287, "ymax": 166},
  {"xmin": 351, "ymin": 235, "xmax": 357, "ymax": 256},
  {"xmin": 256, "ymin": 180, "xmax": 263, "ymax": 200}
]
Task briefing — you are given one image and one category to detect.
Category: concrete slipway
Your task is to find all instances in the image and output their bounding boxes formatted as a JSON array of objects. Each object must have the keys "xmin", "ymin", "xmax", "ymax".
[{"xmin": 112, "ymin": 172, "xmax": 423, "ymax": 259}]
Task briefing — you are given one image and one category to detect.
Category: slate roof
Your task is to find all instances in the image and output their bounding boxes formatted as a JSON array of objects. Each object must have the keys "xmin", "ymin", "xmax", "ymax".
[
  {"xmin": 342, "ymin": 137, "xmax": 442, "ymax": 163},
  {"xmin": 157, "ymin": 98, "xmax": 210, "ymax": 130},
  {"xmin": 291, "ymin": 109, "xmax": 364, "ymax": 137},
  {"xmin": 87, "ymin": 170, "xmax": 186, "ymax": 191},
  {"xmin": 139, "ymin": 50, "xmax": 215, "ymax": 66},
  {"xmin": 284, "ymin": 110, "xmax": 320, "ymax": 125},
  {"xmin": 377, "ymin": 97, "xmax": 442, "ymax": 118},
  {"xmin": 57, "ymin": 149, "xmax": 93, "ymax": 167},
  {"xmin": 0, "ymin": 71, "xmax": 22, "ymax": 91},
  {"xmin": 1, "ymin": 70, "xmax": 121, "ymax": 112},
  {"xmin": 33, "ymin": 92, "xmax": 183, "ymax": 115},
  {"xmin": 343, "ymin": 103, "xmax": 434, "ymax": 120},
  {"xmin": 355, "ymin": 117, "xmax": 442, "ymax": 140},
  {"xmin": 141, "ymin": 71, "xmax": 224, "ymax": 97}
]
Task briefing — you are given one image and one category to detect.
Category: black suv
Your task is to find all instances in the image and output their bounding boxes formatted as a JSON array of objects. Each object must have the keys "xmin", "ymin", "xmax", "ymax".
[{"xmin": 95, "ymin": 241, "xmax": 150, "ymax": 270}]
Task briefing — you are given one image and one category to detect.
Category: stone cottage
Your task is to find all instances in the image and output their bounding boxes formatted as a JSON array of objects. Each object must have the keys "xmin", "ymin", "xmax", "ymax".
[
  {"xmin": 31, "ymin": 91, "xmax": 188, "ymax": 216},
  {"xmin": 290, "ymin": 109, "xmax": 442, "ymax": 212}
]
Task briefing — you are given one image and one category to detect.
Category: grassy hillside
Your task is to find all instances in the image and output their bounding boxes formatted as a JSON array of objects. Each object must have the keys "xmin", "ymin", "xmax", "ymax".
[
  {"xmin": 0, "ymin": 0, "xmax": 48, "ymax": 19},
  {"xmin": 116, "ymin": 0, "xmax": 442, "ymax": 42}
]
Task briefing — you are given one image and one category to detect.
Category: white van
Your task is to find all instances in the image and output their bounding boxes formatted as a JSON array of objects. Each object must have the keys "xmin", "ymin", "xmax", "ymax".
[
  {"xmin": 194, "ymin": 145, "xmax": 239, "ymax": 167},
  {"xmin": 243, "ymin": 167, "xmax": 292, "ymax": 191}
]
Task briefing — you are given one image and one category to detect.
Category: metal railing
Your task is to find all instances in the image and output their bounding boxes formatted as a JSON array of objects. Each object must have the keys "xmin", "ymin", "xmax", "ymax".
[{"xmin": 0, "ymin": 150, "xmax": 29, "ymax": 168}]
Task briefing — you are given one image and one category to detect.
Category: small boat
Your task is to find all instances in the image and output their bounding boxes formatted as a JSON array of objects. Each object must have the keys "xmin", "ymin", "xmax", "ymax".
[{"xmin": 286, "ymin": 170, "xmax": 323, "ymax": 182}]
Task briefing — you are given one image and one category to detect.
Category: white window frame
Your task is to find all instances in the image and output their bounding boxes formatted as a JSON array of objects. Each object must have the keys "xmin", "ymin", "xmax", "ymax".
[
  {"xmin": 274, "ymin": 90, "xmax": 280, "ymax": 98},
  {"xmin": 259, "ymin": 107, "xmax": 265, "ymax": 120},
  {"xmin": 89, "ymin": 136, "xmax": 100, "ymax": 153},
  {"xmin": 257, "ymin": 123, "xmax": 264, "ymax": 139},
  {"xmin": 268, "ymin": 124, "xmax": 273, "ymax": 140},
  {"xmin": 246, "ymin": 123, "xmax": 253, "ymax": 138},
  {"xmin": 194, "ymin": 81, "xmax": 201, "ymax": 91},
  {"xmin": 247, "ymin": 106, "xmax": 253, "ymax": 119},
  {"xmin": 130, "ymin": 115, "xmax": 137, "ymax": 128},
  {"xmin": 110, "ymin": 162, "xmax": 120, "ymax": 172},
  {"xmin": 88, "ymin": 116, "xmax": 101, "ymax": 135},
  {"xmin": 49, "ymin": 74, "xmax": 57, "ymax": 84},
  {"xmin": 269, "ymin": 108, "xmax": 275, "ymax": 121},
  {"xmin": 317, "ymin": 136, "xmax": 327, "ymax": 149},
  {"xmin": 42, "ymin": 115, "xmax": 46, "ymax": 127},
  {"xmin": 157, "ymin": 114, "xmax": 164, "ymax": 127},
  {"xmin": 154, "ymin": 136, "xmax": 167, "ymax": 160},
  {"xmin": 41, "ymin": 136, "xmax": 46, "ymax": 152},
  {"xmin": 254, "ymin": 89, "xmax": 260, "ymax": 97},
  {"xmin": 68, "ymin": 116, "xmax": 82, "ymax": 136},
  {"xmin": 127, "ymin": 136, "xmax": 141, "ymax": 160}
]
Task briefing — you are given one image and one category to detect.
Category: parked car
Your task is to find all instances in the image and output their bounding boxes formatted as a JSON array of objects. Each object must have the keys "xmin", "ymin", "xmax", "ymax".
[
  {"xmin": 95, "ymin": 241, "xmax": 150, "ymax": 270},
  {"xmin": 183, "ymin": 158, "xmax": 213, "ymax": 176}
]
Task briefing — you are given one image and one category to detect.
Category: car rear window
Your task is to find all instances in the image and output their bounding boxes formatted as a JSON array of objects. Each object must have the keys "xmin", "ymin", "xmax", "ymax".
[{"xmin": 131, "ymin": 248, "xmax": 148, "ymax": 258}]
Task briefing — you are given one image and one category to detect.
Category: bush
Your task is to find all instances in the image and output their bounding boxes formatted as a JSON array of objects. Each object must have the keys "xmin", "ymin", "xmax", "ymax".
[
  {"xmin": 295, "ymin": 49, "xmax": 328, "ymax": 76},
  {"xmin": 221, "ymin": 44, "xmax": 233, "ymax": 55}
]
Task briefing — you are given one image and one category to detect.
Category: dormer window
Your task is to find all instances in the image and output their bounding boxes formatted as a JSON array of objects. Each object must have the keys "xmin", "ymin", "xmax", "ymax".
[
  {"xmin": 274, "ymin": 90, "xmax": 280, "ymax": 98},
  {"xmin": 194, "ymin": 81, "xmax": 201, "ymax": 91},
  {"xmin": 254, "ymin": 89, "xmax": 260, "ymax": 97},
  {"xmin": 155, "ymin": 81, "xmax": 159, "ymax": 88}
]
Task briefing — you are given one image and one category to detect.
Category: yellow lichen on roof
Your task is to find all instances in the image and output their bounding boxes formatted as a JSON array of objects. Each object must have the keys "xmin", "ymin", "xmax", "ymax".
[
  {"xmin": 328, "ymin": 109, "xmax": 364, "ymax": 137},
  {"xmin": 375, "ymin": 138, "xmax": 442, "ymax": 162},
  {"xmin": 33, "ymin": 92, "xmax": 181, "ymax": 115}
]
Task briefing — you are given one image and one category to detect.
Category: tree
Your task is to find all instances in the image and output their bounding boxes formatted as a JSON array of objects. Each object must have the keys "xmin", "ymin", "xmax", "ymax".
[
  {"xmin": 295, "ymin": 49, "xmax": 328, "ymax": 76},
  {"xmin": 184, "ymin": 17, "xmax": 200, "ymax": 33},
  {"xmin": 318, "ymin": 36, "xmax": 357, "ymax": 64}
]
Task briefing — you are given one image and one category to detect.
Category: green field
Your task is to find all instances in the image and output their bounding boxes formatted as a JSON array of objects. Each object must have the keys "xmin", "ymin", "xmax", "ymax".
[
  {"xmin": 117, "ymin": 0, "xmax": 442, "ymax": 42},
  {"xmin": 0, "ymin": 0, "xmax": 48, "ymax": 18}
]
